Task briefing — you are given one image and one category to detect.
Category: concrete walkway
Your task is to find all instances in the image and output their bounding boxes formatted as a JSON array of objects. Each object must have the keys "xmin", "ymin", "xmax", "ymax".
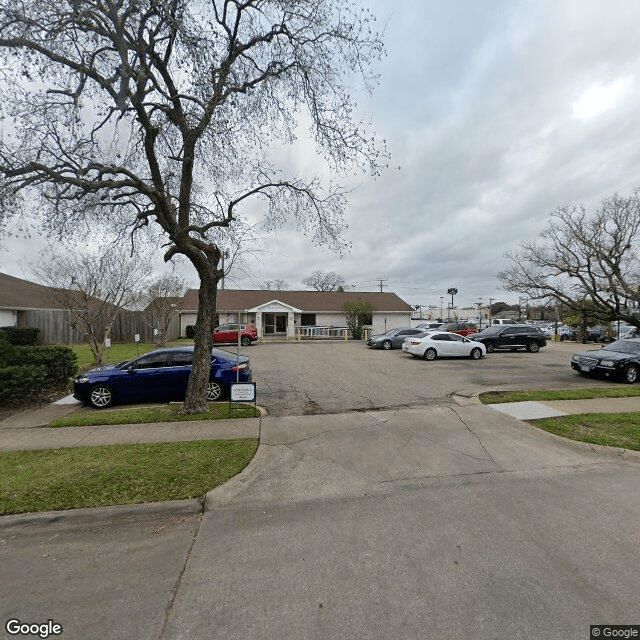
[{"xmin": 0, "ymin": 393, "xmax": 639, "ymax": 452}]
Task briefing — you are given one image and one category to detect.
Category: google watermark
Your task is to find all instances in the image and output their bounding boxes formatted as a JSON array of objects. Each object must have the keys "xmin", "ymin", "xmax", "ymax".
[
  {"xmin": 591, "ymin": 626, "xmax": 640, "ymax": 639},
  {"xmin": 5, "ymin": 619, "xmax": 63, "ymax": 638}
]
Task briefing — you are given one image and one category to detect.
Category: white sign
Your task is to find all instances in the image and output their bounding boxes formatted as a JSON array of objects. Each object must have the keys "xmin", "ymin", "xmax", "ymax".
[
  {"xmin": 104, "ymin": 338, "xmax": 111, "ymax": 348},
  {"xmin": 230, "ymin": 383, "xmax": 256, "ymax": 402},
  {"xmin": 153, "ymin": 328, "xmax": 158, "ymax": 336},
  {"xmin": 134, "ymin": 334, "xmax": 140, "ymax": 342}
]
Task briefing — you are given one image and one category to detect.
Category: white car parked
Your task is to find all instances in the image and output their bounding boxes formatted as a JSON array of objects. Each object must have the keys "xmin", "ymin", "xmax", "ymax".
[{"xmin": 402, "ymin": 331, "xmax": 487, "ymax": 360}]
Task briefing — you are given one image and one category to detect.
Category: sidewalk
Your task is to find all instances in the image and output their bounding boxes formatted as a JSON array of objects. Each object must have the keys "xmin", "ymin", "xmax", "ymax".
[
  {"xmin": 487, "ymin": 396, "xmax": 640, "ymax": 419},
  {"xmin": 0, "ymin": 392, "xmax": 638, "ymax": 452}
]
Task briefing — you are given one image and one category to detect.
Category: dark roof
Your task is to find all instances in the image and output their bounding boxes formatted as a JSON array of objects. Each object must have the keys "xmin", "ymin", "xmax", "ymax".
[
  {"xmin": 0, "ymin": 272, "xmax": 65, "ymax": 310},
  {"xmin": 181, "ymin": 289, "xmax": 413, "ymax": 313}
]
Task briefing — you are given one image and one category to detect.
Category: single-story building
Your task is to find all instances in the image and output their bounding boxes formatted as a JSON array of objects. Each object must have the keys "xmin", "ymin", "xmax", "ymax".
[
  {"xmin": 179, "ymin": 289, "xmax": 414, "ymax": 339},
  {"xmin": 0, "ymin": 272, "xmax": 65, "ymax": 328}
]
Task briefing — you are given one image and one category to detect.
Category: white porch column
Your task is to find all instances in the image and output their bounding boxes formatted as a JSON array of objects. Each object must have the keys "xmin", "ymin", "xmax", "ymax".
[
  {"xmin": 255, "ymin": 311, "xmax": 263, "ymax": 338},
  {"xmin": 287, "ymin": 311, "xmax": 295, "ymax": 338}
]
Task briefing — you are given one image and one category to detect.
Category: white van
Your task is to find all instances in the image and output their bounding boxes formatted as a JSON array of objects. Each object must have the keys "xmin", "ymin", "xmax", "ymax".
[{"xmin": 492, "ymin": 318, "xmax": 518, "ymax": 325}]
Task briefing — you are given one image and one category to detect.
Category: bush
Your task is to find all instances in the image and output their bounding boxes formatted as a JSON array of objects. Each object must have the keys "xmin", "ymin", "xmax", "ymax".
[
  {"xmin": 0, "ymin": 326, "xmax": 40, "ymax": 346},
  {"xmin": 0, "ymin": 365, "xmax": 49, "ymax": 403},
  {"xmin": 185, "ymin": 325, "xmax": 195, "ymax": 339},
  {"xmin": 0, "ymin": 331, "xmax": 16, "ymax": 365},
  {"xmin": 12, "ymin": 346, "xmax": 78, "ymax": 382}
]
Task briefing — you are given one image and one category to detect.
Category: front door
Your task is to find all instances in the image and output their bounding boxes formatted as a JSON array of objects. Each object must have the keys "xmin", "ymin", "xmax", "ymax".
[{"xmin": 263, "ymin": 313, "xmax": 287, "ymax": 334}]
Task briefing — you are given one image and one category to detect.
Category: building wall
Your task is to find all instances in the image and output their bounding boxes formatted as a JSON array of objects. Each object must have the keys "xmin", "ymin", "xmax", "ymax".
[{"xmin": 180, "ymin": 310, "xmax": 412, "ymax": 338}]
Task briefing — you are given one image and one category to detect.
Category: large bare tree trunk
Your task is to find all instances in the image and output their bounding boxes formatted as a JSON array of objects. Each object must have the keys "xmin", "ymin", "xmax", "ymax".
[{"xmin": 181, "ymin": 265, "xmax": 218, "ymax": 414}]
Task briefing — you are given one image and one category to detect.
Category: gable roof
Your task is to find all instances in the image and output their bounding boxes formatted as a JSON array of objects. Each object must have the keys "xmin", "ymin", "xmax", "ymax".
[
  {"xmin": 0, "ymin": 272, "xmax": 65, "ymax": 311},
  {"xmin": 181, "ymin": 289, "xmax": 413, "ymax": 313}
]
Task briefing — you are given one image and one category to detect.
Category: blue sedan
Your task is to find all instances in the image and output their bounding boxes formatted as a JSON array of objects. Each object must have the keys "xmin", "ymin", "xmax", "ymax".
[{"xmin": 73, "ymin": 346, "xmax": 252, "ymax": 408}]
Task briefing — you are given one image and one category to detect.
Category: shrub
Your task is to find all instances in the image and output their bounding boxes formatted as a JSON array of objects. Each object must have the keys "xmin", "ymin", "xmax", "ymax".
[
  {"xmin": 0, "ymin": 365, "xmax": 49, "ymax": 403},
  {"xmin": 0, "ymin": 326, "xmax": 40, "ymax": 346},
  {"xmin": 0, "ymin": 331, "xmax": 16, "ymax": 365},
  {"xmin": 12, "ymin": 346, "xmax": 78, "ymax": 382},
  {"xmin": 185, "ymin": 325, "xmax": 195, "ymax": 339}
]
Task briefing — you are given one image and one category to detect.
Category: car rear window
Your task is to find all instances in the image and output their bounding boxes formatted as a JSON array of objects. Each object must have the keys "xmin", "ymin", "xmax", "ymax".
[{"xmin": 170, "ymin": 352, "xmax": 193, "ymax": 366}]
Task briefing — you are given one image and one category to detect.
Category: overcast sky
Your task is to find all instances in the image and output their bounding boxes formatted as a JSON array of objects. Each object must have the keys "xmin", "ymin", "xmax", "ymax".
[{"xmin": 4, "ymin": 0, "xmax": 640, "ymax": 309}]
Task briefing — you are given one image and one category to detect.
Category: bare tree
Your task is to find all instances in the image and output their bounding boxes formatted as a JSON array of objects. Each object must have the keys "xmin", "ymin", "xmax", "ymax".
[
  {"xmin": 303, "ymin": 270, "xmax": 346, "ymax": 291},
  {"xmin": 498, "ymin": 190, "xmax": 640, "ymax": 327},
  {"xmin": 32, "ymin": 245, "xmax": 150, "ymax": 364},
  {"xmin": 0, "ymin": 1, "xmax": 386, "ymax": 413},
  {"xmin": 262, "ymin": 279, "xmax": 288, "ymax": 291},
  {"xmin": 143, "ymin": 273, "xmax": 188, "ymax": 346}
]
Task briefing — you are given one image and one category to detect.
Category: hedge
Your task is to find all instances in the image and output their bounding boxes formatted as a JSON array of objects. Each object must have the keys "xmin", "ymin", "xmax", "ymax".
[
  {"xmin": 0, "ymin": 326, "xmax": 40, "ymax": 346},
  {"xmin": 0, "ymin": 333, "xmax": 78, "ymax": 403},
  {"xmin": 0, "ymin": 365, "xmax": 49, "ymax": 403},
  {"xmin": 12, "ymin": 346, "xmax": 78, "ymax": 382}
]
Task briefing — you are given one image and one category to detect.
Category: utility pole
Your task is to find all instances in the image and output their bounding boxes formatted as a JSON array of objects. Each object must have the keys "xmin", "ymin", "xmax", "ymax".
[{"xmin": 447, "ymin": 288, "xmax": 458, "ymax": 322}]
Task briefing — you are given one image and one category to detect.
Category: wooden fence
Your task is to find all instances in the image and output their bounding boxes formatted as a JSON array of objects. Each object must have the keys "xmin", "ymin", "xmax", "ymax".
[{"xmin": 17, "ymin": 309, "xmax": 182, "ymax": 345}]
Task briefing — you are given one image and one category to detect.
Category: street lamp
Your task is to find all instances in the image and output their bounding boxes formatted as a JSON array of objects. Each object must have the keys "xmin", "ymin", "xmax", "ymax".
[{"xmin": 440, "ymin": 296, "xmax": 444, "ymax": 322}]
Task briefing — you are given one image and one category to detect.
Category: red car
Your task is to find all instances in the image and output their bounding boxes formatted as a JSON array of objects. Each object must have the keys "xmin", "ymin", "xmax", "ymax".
[
  {"xmin": 446, "ymin": 322, "xmax": 478, "ymax": 337},
  {"xmin": 213, "ymin": 323, "xmax": 258, "ymax": 346}
]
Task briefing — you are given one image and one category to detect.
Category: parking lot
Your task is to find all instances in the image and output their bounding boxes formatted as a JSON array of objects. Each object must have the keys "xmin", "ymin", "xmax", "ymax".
[{"xmin": 246, "ymin": 338, "xmax": 613, "ymax": 416}]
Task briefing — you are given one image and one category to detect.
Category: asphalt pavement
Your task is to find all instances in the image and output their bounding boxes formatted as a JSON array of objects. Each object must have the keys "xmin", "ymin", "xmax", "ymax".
[{"xmin": 1, "ymin": 393, "xmax": 639, "ymax": 639}]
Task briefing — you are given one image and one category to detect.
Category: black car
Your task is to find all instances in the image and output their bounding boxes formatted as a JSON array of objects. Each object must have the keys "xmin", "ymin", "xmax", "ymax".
[
  {"xmin": 571, "ymin": 339, "xmax": 640, "ymax": 383},
  {"xmin": 469, "ymin": 324, "xmax": 547, "ymax": 353}
]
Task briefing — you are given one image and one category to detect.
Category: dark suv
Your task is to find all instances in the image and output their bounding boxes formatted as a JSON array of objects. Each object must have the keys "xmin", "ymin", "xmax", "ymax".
[{"xmin": 470, "ymin": 324, "xmax": 547, "ymax": 353}]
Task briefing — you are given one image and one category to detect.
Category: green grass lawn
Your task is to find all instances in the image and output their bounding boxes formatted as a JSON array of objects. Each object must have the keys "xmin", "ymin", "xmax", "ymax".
[
  {"xmin": 479, "ymin": 386, "xmax": 640, "ymax": 404},
  {"xmin": 71, "ymin": 339, "xmax": 193, "ymax": 369},
  {"xmin": 50, "ymin": 403, "xmax": 261, "ymax": 427},
  {"xmin": 532, "ymin": 413, "xmax": 640, "ymax": 451},
  {"xmin": 0, "ymin": 438, "xmax": 258, "ymax": 515}
]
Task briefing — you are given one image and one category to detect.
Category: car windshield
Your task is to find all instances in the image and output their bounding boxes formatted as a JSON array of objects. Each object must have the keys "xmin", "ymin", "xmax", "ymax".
[{"xmin": 603, "ymin": 341, "xmax": 640, "ymax": 355}]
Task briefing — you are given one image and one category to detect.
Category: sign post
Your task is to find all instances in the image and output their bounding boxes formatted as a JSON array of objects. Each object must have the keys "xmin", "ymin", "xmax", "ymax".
[{"xmin": 229, "ymin": 382, "xmax": 257, "ymax": 416}]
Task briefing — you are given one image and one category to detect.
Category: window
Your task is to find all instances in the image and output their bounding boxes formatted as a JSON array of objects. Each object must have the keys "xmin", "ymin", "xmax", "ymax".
[
  {"xmin": 169, "ymin": 352, "xmax": 193, "ymax": 366},
  {"xmin": 361, "ymin": 314, "xmax": 373, "ymax": 326},
  {"xmin": 134, "ymin": 352, "xmax": 168, "ymax": 369},
  {"xmin": 300, "ymin": 314, "xmax": 316, "ymax": 326}
]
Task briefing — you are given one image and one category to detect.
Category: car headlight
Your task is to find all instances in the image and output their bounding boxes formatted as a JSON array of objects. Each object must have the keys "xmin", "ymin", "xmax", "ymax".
[
  {"xmin": 600, "ymin": 360, "xmax": 615, "ymax": 367},
  {"xmin": 75, "ymin": 376, "xmax": 90, "ymax": 384},
  {"xmin": 571, "ymin": 355, "xmax": 579, "ymax": 362}
]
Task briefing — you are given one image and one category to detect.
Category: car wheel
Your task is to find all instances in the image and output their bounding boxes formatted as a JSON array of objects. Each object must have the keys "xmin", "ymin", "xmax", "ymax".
[
  {"xmin": 526, "ymin": 342, "xmax": 540, "ymax": 353},
  {"xmin": 560, "ymin": 334, "xmax": 568, "ymax": 341},
  {"xmin": 485, "ymin": 342, "xmax": 495, "ymax": 353},
  {"xmin": 470, "ymin": 347, "xmax": 482, "ymax": 360},
  {"xmin": 241, "ymin": 336, "xmax": 252, "ymax": 346},
  {"xmin": 89, "ymin": 384, "xmax": 114, "ymax": 409},
  {"xmin": 423, "ymin": 348, "xmax": 437, "ymax": 360},
  {"xmin": 382, "ymin": 340, "xmax": 392, "ymax": 350},
  {"xmin": 624, "ymin": 364, "xmax": 639, "ymax": 384},
  {"xmin": 206, "ymin": 381, "xmax": 225, "ymax": 401}
]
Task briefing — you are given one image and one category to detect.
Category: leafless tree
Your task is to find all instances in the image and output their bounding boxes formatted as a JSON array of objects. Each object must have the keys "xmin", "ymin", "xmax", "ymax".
[
  {"xmin": 143, "ymin": 273, "xmax": 188, "ymax": 346},
  {"xmin": 0, "ymin": 1, "xmax": 386, "ymax": 413},
  {"xmin": 303, "ymin": 270, "xmax": 346, "ymax": 291},
  {"xmin": 32, "ymin": 244, "xmax": 150, "ymax": 364},
  {"xmin": 262, "ymin": 279, "xmax": 288, "ymax": 291},
  {"xmin": 498, "ymin": 190, "xmax": 640, "ymax": 327}
]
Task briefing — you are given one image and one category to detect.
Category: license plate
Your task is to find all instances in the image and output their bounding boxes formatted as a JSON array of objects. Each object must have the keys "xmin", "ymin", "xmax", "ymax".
[{"xmin": 580, "ymin": 364, "xmax": 590, "ymax": 372}]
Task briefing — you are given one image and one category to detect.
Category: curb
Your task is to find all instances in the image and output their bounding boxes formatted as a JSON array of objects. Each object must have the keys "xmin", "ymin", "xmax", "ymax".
[
  {"xmin": 0, "ymin": 498, "xmax": 202, "ymax": 528},
  {"xmin": 203, "ymin": 443, "xmax": 271, "ymax": 510}
]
